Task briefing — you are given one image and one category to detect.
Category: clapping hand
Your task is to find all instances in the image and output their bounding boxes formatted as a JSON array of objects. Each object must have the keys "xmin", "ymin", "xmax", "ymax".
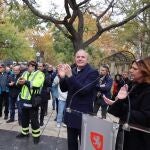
[
  {"xmin": 57, "ymin": 64, "xmax": 72, "ymax": 78},
  {"xmin": 103, "ymin": 84, "xmax": 128, "ymax": 105},
  {"xmin": 117, "ymin": 84, "xmax": 128, "ymax": 100},
  {"xmin": 64, "ymin": 64, "xmax": 72, "ymax": 77},
  {"xmin": 9, "ymin": 81, "xmax": 15, "ymax": 86},
  {"xmin": 57, "ymin": 64, "xmax": 66, "ymax": 78},
  {"xmin": 103, "ymin": 95, "xmax": 115, "ymax": 105}
]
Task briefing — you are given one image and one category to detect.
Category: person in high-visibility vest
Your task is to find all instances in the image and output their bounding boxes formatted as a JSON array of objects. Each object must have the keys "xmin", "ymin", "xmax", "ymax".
[{"xmin": 16, "ymin": 61, "xmax": 45, "ymax": 144}]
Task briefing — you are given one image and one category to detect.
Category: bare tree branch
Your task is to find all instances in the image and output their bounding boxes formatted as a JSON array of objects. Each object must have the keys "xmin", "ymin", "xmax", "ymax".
[
  {"xmin": 64, "ymin": 0, "xmax": 71, "ymax": 19},
  {"xmin": 64, "ymin": 0, "xmax": 78, "ymax": 25},
  {"xmin": 84, "ymin": 3, "xmax": 150, "ymax": 47},
  {"xmin": 102, "ymin": 3, "xmax": 150, "ymax": 32},
  {"xmin": 77, "ymin": 0, "xmax": 90, "ymax": 7},
  {"xmin": 68, "ymin": 10, "xmax": 78, "ymax": 24},
  {"xmin": 97, "ymin": 0, "xmax": 115, "ymax": 20},
  {"xmin": 86, "ymin": 0, "xmax": 115, "ymax": 19},
  {"xmin": 68, "ymin": 0, "xmax": 77, "ymax": 10},
  {"xmin": 55, "ymin": 24, "xmax": 72, "ymax": 39},
  {"xmin": 22, "ymin": 0, "xmax": 79, "ymax": 39},
  {"xmin": 22, "ymin": 0, "xmax": 64, "ymax": 24},
  {"xmin": 63, "ymin": 20, "xmax": 77, "ymax": 38},
  {"xmin": 87, "ymin": 10, "xmax": 98, "ymax": 18}
]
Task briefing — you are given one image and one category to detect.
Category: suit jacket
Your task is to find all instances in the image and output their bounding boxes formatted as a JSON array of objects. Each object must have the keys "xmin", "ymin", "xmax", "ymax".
[
  {"xmin": 60, "ymin": 64, "xmax": 99, "ymax": 129},
  {"xmin": 40, "ymin": 70, "xmax": 52, "ymax": 102},
  {"xmin": 8, "ymin": 73, "xmax": 22, "ymax": 98}
]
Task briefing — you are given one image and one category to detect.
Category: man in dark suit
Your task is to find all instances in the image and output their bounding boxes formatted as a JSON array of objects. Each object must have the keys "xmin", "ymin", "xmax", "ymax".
[{"xmin": 57, "ymin": 49, "xmax": 99, "ymax": 150}]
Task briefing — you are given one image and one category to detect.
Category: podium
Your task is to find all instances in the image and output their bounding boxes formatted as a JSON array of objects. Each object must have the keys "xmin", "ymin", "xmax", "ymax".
[{"xmin": 80, "ymin": 114, "xmax": 119, "ymax": 150}]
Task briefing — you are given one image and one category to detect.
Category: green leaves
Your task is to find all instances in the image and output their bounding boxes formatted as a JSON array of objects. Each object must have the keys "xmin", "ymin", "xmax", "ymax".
[
  {"xmin": 53, "ymin": 30, "xmax": 74, "ymax": 63},
  {"xmin": 8, "ymin": 3, "xmax": 41, "ymax": 31},
  {"xmin": 0, "ymin": 21, "xmax": 34, "ymax": 61}
]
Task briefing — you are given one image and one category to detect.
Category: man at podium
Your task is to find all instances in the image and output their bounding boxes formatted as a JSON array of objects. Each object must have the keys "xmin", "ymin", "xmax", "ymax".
[
  {"xmin": 103, "ymin": 57, "xmax": 150, "ymax": 150},
  {"xmin": 57, "ymin": 49, "xmax": 99, "ymax": 150}
]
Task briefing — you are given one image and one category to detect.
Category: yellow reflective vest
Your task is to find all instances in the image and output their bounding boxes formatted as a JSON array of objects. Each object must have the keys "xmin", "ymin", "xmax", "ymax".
[{"xmin": 18, "ymin": 70, "xmax": 45, "ymax": 101}]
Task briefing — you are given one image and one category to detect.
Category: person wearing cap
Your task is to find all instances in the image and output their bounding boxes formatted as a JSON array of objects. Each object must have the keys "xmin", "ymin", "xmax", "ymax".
[
  {"xmin": 0, "ymin": 63, "xmax": 9, "ymax": 120},
  {"xmin": 16, "ymin": 60, "xmax": 45, "ymax": 144}
]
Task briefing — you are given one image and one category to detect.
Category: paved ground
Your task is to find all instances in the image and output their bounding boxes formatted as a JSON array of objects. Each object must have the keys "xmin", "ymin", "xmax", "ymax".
[
  {"xmin": 0, "ymin": 100, "xmax": 119, "ymax": 150},
  {"xmin": 0, "ymin": 100, "xmax": 68, "ymax": 150}
]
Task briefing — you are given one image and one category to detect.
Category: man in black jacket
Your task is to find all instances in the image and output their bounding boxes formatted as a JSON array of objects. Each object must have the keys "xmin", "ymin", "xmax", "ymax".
[
  {"xmin": 57, "ymin": 49, "xmax": 99, "ymax": 150},
  {"xmin": 38, "ymin": 63, "xmax": 52, "ymax": 126},
  {"xmin": 7, "ymin": 65, "xmax": 22, "ymax": 123},
  {"xmin": 93, "ymin": 65, "xmax": 113, "ymax": 118}
]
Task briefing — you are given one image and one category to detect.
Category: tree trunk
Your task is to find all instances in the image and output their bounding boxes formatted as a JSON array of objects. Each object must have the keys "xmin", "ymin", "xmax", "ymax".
[{"xmin": 72, "ymin": 34, "xmax": 84, "ymax": 52}]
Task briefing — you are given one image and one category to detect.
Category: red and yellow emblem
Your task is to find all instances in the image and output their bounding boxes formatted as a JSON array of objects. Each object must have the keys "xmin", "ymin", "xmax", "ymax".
[{"xmin": 90, "ymin": 132, "xmax": 104, "ymax": 150}]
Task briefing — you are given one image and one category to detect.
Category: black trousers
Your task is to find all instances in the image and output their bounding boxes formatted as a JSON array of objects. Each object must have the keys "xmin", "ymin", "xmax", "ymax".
[
  {"xmin": 93, "ymin": 98, "xmax": 108, "ymax": 118},
  {"xmin": 0, "ymin": 92, "xmax": 9, "ymax": 117},
  {"xmin": 9, "ymin": 96, "xmax": 17, "ymax": 120},
  {"xmin": 67, "ymin": 127, "xmax": 81, "ymax": 150},
  {"xmin": 22, "ymin": 107, "xmax": 39, "ymax": 130},
  {"xmin": 40, "ymin": 101, "xmax": 48, "ymax": 123}
]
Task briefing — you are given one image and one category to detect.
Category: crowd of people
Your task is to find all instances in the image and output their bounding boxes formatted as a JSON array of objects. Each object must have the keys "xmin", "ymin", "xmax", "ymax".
[{"xmin": 0, "ymin": 49, "xmax": 150, "ymax": 150}]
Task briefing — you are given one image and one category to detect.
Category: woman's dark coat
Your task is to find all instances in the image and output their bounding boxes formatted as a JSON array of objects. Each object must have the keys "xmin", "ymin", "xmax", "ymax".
[{"xmin": 108, "ymin": 83, "xmax": 150, "ymax": 150}]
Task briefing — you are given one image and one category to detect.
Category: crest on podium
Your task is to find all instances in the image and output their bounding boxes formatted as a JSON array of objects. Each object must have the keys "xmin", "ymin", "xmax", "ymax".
[{"xmin": 90, "ymin": 132, "xmax": 104, "ymax": 150}]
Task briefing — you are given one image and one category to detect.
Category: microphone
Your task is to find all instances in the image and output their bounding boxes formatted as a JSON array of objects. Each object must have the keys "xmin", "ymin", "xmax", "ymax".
[{"xmin": 66, "ymin": 76, "xmax": 100, "ymax": 114}]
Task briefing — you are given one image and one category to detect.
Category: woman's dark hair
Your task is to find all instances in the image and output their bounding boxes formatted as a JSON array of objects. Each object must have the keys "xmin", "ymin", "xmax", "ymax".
[
  {"xmin": 133, "ymin": 57, "xmax": 150, "ymax": 83},
  {"xmin": 114, "ymin": 74, "xmax": 122, "ymax": 82}
]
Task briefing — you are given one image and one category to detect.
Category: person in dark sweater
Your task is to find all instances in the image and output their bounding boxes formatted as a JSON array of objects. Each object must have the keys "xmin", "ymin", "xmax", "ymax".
[{"xmin": 103, "ymin": 57, "xmax": 150, "ymax": 150}]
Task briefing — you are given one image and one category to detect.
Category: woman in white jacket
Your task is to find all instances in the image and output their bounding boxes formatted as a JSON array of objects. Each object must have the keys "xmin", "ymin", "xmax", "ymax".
[{"xmin": 53, "ymin": 75, "xmax": 68, "ymax": 128}]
